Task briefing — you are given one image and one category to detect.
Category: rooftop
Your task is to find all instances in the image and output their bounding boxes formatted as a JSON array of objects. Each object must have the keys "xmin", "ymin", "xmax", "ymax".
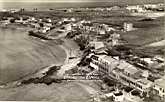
[
  {"xmin": 137, "ymin": 78, "xmax": 153, "ymax": 86},
  {"xmin": 90, "ymin": 41, "xmax": 105, "ymax": 50},
  {"xmin": 155, "ymin": 78, "xmax": 165, "ymax": 89},
  {"xmin": 103, "ymin": 56, "xmax": 120, "ymax": 69},
  {"xmin": 117, "ymin": 60, "xmax": 139, "ymax": 75}
]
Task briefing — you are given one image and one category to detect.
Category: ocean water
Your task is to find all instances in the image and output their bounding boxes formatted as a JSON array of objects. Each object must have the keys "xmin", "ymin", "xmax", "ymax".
[
  {"xmin": 0, "ymin": 1, "xmax": 163, "ymax": 11},
  {"xmin": 0, "ymin": 27, "xmax": 66, "ymax": 84}
]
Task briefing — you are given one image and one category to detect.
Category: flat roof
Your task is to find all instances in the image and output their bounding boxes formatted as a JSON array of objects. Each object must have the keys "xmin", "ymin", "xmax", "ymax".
[
  {"xmin": 137, "ymin": 78, "xmax": 153, "ymax": 86},
  {"xmin": 117, "ymin": 60, "xmax": 139, "ymax": 75},
  {"xmin": 155, "ymin": 79, "xmax": 165, "ymax": 89}
]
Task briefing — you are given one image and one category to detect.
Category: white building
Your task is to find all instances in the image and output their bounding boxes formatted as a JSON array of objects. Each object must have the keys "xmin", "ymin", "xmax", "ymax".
[
  {"xmin": 124, "ymin": 22, "xmax": 133, "ymax": 32},
  {"xmin": 15, "ymin": 17, "xmax": 23, "ymax": 23},
  {"xmin": 153, "ymin": 78, "xmax": 165, "ymax": 98},
  {"xmin": 90, "ymin": 55, "xmax": 119, "ymax": 75},
  {"xmin": 89, "ymin": 41, "xmax": 105, "ymax": 50},
  {"xmin": 47, "ymin": 18, "xmax": 52, "ymax": 23},
  {"xmin": 62, "ymin": 18, "xmax": 69, "ymax": 22},
  {"xmin": 126, "ymin": 5, "xmax": 145, "ymax": 12},
  {"xmin": 98, "ymin": 29, "xmax": 106, "ymax": 35},
  {"xmin": 64, "ymin": 24, "xmax": 72, "ymax": 31},
  {"xmin": 112, "ymin": 91, "xmax": 124, "ymax": 102},
  {"xmin": 70, "ymin": 18, "xmax": 76, "ymax": 22},
  {"xmin": 89, "ymin": 55, "xmax": 153, "ymax": 93},
  {"xmin": 113, "ymin": 61, "xmax": 153, "ymax": 92}
]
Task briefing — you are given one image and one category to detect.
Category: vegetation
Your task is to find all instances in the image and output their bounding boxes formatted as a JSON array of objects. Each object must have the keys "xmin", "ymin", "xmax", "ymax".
[
  {"xmin": 143, "ymin": 88, "xmax": 164, "ymax": 102},
  {"xmin": 21, "ymin": 66, "xmax": 62, "ymax": 85},
  {"xmin": 74, "ymin": 35, "xmax": 89, "ymax": 50}
]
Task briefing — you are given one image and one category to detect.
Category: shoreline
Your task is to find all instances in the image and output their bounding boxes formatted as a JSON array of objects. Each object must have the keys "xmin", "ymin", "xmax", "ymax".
[
  {"xmin": 0, "ymin": 24, "xmax": 66, "ymax": 88},
  {"xmin": 0, "ymin": 43, "xmax": 78, "ymax": 89},
  {"xmin": 0, "ymin": 23, "xmax": 34, "ymax": 32},
  {"xmin": 0, "ymin": 25, "xmax": 80, "ymax": 89}
]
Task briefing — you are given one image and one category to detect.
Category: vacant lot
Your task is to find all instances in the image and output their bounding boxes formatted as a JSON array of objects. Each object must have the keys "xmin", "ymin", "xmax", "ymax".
[
  {"xmin": 0, "ymin": 82, "xmax": 91, "ymax": 101},
  {"xmin": 121, "ymin": 16, "xmax": 165, "ymax": 46}
]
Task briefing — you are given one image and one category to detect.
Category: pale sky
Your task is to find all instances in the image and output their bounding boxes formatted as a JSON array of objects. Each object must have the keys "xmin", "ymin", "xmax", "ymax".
[
  {"xmin": 0, "ymin": 0, "xmax": 163, "ymax": 3},
  {"xmin": 0, "ymin": 0, "xmax": 102, "ymax": 2}
]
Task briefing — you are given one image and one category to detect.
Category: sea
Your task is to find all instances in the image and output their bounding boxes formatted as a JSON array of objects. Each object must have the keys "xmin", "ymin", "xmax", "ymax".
[{"xmin": 0, "ymin": 0, "xmax": 163, "ymax": 11}]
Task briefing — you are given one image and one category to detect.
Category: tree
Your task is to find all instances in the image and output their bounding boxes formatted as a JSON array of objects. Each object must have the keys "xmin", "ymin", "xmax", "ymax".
[
  {"xmin": 39, "ymin": 23, "xmax": 44, "ymax": 27},
  {"xmin": 75, "ymin": 35, "xmax": 89, "ymax": 50},
  {"xmin": 9, "ymin": 18, "xmax": 15, "ymax": 23},
  {"xmin": 143, "ymin": 88, "xmax": 164, "ymax": 102}
]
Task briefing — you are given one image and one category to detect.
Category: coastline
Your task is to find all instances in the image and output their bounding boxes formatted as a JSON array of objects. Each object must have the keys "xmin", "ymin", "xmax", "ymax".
[
  {"xmin": 0, "ymin": 24, "xmax": 79, "ymax": 89},
  {"xmin": 0, "ymin": 24, "xmax": 66, "ymax": 87},
  {"xmin": 0, "ymin": 23, "xmax": 34, "ymax": 32}
]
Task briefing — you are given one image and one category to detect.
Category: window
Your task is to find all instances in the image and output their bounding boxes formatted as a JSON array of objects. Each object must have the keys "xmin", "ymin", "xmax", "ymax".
[{"xmin": 91, "ymin": 55, "xmax": 98, "ymax": 61}]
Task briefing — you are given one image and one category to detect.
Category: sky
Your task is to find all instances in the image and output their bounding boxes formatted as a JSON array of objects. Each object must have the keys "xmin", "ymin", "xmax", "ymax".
[{"xmin": 0, "ymin": 0, "xmax": 163, "ymax": 3}]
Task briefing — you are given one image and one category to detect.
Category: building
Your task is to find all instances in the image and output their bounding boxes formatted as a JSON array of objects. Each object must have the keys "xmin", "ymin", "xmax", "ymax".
[
  {"xmin": 112, "ymin": 91, "xmax": 124, "ymax": 102},
  {"xmin": 98, "ymin": 29, "xmax": 106, "ymax": 35},
  {"xmin": 47, "ymin": 18, "xmax": 52, "ymax": 23},
  {"xmin": 89, "ymin": 54, "xmax": 153, "ymax": 93},
  {"xmin": 15, "ymin": 17, "xmax": 23, "ymax": 23},
  {"xmin": 124, "ymin": 22, "xmax": 133, "ymax": 32},
  {"xmin": 29, "ymin": 17, "xmax": 36, "ymax": 22},
  {"xmin": 153, "ymin": 78, "xmax": 165, "ymax": 98},
  {"xmin": 126, "ymin": 5, "xmax": 145, "ymax": 13},
  {"xmin": 112, "ymin": 61, "xmax": 153, "ymax": 93},
  {"xmin": 89, "ymin": 41, "xmax": 105, "ymax": 50},
  {"xmin": 70, "ymin": 18, "xmax": 76, "ymax": 22},
  {"xmin": 64, "ymin": 24, "xmax": 72, "ymax": 31},
  {"xmin": 9, "ymin": 9, "xmax": 19, "ymax": 13},
  {"xmin": 89, "ymin": 55, "xmax": 119, "ymax": 75}
]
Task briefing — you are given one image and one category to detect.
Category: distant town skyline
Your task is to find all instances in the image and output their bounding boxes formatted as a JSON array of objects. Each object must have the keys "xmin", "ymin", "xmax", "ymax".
[{"xmin": 0, "ymin": 0, "xmax": 163, "ymax": 3}]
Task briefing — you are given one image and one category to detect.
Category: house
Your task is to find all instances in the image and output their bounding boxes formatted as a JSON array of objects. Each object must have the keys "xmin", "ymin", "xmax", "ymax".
[
  {"xmin": 44, "ymin": 23, "xmax": 53, "ymax": 27},
  {"xmin": 124, "ymin": 22, "xmax": 133, "ymax": 32},
  {"xmin": 70, "ymin": 18, "xmax": 76, "ymax": 22},
  {"xmin": 47, "ymin": 18, "xmax": 52, "ymax": 23},
  {"xmin": 153, "ymin": 56, "xmax": 165, "ymax": 63},
  {"xmin": 90, "ymin": 55, "xmax": 119, "ymax": 75},
  {"xmin": 113, "ymin": 61, "xmax": 153, "ymax": 92},
  {"xmin": 29, "ymin": 17, "xmax": 37, "ymax": 22},
  {"xmin": 30, "ymin": 23, "xmax": 40, "ymax": 29},
  {"xmin": 106, "ymin": 27, "xmax": 116, "ymax": 32},
  {"xmin": 0, "ymin": 19, "xmax": 10, "ymax": 25},
  {"xmin": 63, "ymin": 24, "xmax": 72, "ymax": 31},
  {"xmin": 9, "ymin": 9, "xmax": 19, "ymax": 13},
  {"xmin": 15, "ymin": 17, "xmax": 23, "ymax": 23},
  {"xmin": 98, "ymin": 29, "xmax": 106, "ymax": 35},
  {"xmin": 43, "ymin": 26, "xmax": 50, "ymax": 31},
  {"xmin": 112, "ymin": 91, "xmax": 124, "ymax": 102},
  {"xmin": 89, "ymin": 41, "xmax": 105, "ymax": 50},
  {"xmin": 62, "ymin": 18, "xmax": 70, "ymax": 22},
  {"xmin": 39, "ymin": 26, "xmax": 50, "ymax": 33},
  {"xmin": 126, "ymin": 5, "xmax": 143, "ymax": 12},
  {"xmin": 153, "ymin": 78, "xmax": 165, "ymax": 98}
]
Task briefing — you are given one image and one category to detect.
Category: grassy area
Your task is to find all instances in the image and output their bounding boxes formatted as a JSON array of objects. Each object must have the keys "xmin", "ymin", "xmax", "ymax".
[
  {"xmin": 122, "ymin": 26, "xmax": 165, "ymax": 46},
  {"xmin": 121, "ymin": 17, "xmax": 165, "ymax": 46}
]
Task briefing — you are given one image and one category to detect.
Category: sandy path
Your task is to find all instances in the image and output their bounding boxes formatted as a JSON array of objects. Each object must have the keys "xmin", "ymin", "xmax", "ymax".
[
  {"xmin": 76, "ymin": 82, "xmax": 98, "ymax": 95},
  {"xmin": 57, "ymin": 44, "xmax": 80, "ymax": 77},
  {"xmin": 147, "ymin": 39, "xmax": 165, "ymax": 47}
]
